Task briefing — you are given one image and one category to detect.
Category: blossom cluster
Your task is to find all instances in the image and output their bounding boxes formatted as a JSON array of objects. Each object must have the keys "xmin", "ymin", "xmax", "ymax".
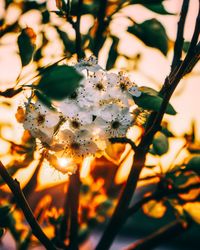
[{"xmin": 20, "ymin": 57, "xmax": 141, "ymax": 174}]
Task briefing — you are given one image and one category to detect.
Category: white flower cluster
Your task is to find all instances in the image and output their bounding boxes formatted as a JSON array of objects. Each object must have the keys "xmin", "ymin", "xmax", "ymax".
[{"xmin": 22, "ymin": 56, "xmax": 141, "ymax": 174}]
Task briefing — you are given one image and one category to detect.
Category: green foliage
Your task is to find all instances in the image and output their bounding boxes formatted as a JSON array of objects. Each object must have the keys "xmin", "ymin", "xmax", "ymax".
[
  {"xmin": 78, "ymin": 227, "xmax": 90, "ymax": 244},
  {"xmin": 142, "ymin": 3, "xmax": 174, "ymax": 15},
  {"xmin": 0, "ymin": 227, "xmax": 4, "ymax": 238},
  {"xmin": 187, "ymin": 156, "xmax": 200, "ymax": 174},
  {"xmin": 55, "ymin": 26, "xmax": 75, "ymax": 54},
  {"xmin": 132, "ymin": 0, "xmax": 165, "ymax": 3},
  {"xmin": 127, "ymin": 18, "xmax": 169, "ymax": 55},
  {"xmin": 106, "ymin": 36, "xmax": 119, "ymax": 70},
  {"xmin": 35, "ymin": 90, "xmax": 54, "ymax": 109},
  {"xmin": 152, "ymin": 131, "xmax": 169, "ymax": 156},
  {"xmin": 17, "ymin": 28, "xmax": 35, "ymax": 67},
  {"xmin": 36, "ymin": 65, "xmax": 83, "ymax": 100},
  {"xmin": 183, "ymin": 41, "xmax": 191, "ymax": 53},
  {"xmin": 0, "ymin": 204, "xmax": 11, "ymax": 219},
  {"xmin": 133, "ymin": 87, "xmax": 176, "ymax": 115}
]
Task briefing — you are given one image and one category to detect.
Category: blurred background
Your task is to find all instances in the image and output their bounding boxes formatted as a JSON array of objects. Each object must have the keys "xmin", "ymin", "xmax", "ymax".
[{"xmin": 0, "ymin": 0, "xmax": 199, "ymax": 249}]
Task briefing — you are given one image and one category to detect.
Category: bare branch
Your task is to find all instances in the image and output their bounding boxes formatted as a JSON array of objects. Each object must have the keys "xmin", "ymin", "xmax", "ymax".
[
  {"xmin": 93, "ymin": 0, "xmax": 108, "ymax": 56},
  {"xmin": 109, "ymin": 137, "xmax": 137, "ymax": 151},
  {"xmin": 0, "ymin": 161, "xmax": 57, "ymax": 250},
  {"xmin": 171, "ymin": 0, "xmax": 190, "ymax": 69}
]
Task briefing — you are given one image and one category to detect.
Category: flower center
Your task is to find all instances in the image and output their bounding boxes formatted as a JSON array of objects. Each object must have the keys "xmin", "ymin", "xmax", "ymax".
[
  {"xmin": 71, "ymin": 120, "xmax": 80, "ymax": 129},
  {"xmin": 71, "ymin": 142, "xmax": 80, "ymax": 150},
  {"xmin": 119, "ymin": 82, "xmax": 127, "ymax": 91},
  {"xmin": 70, "ymin": 91, "xmax": 78, "ymax": 99},
  {"xmin": 111, "ymin": 121, "xmax": 120, "ymax": 129},
  {"xmin": 37, "ymin": 114, "xmax": 45, "ymax": 125},
  {"xmin": 95, "ymin": 82, "xmax": 104, "ymax": 91}
]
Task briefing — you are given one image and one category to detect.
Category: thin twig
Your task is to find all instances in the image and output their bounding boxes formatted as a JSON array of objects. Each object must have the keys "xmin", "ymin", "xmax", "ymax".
[
  {"xmin": 93, "ymin": 0, "xmax": 108, "ymax": 56},
  {"xmin": 74, "ymin": 0, "xmax": 84, "ymax": 59},
  {"xmin": 109, "ymin": 137, "xmax": 137, "ymax": 151},
  {"xmin": 171, "ymin": 0, "xmax": 190, "ymax": 69},
  {"xmin": 65, "ymin": 0, "xmax": 84, "ymax": 59},
  {"xmin": 0, "ymin": 161, "xmax": 57, "ymax": 250}
]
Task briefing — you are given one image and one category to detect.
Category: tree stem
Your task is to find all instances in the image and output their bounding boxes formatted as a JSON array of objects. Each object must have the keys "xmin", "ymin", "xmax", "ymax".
[
  {"xmin": 95, "ymin": 148, "xmax": 147, "ymax": 250},
  {"xmin": 68, "ymin": 169, "xmax": 81, "ymax": 250},
  {"xmin": 95, "ymin": 1, "xmax": 200, "ymax": 249}
]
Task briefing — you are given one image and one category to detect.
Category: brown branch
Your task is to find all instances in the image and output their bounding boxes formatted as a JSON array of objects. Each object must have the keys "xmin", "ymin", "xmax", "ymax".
[
  {"xmin": 0, "ymin": 21, "xmax": 19, "ymax": 38},
  {"xmin": 171, "ymin": 0, "xmax": 190, "ymax": 69},
  {"xmin": 0, "ymin": 161, "xmax": 57, "ymax": 250},
  {"xmin": 68, "ymin": 170, "xmax": 81, "ymax": 250},
  {"xmin": 93, "ymin": 0, "xmax": 108, "ymax": 57},
  {"xmin": 74, "ymin": 0, "xmax": 84, "ymax": 60},
  {"xmin": 65, "ymin": 0, "xmax": 84, "ymax": 59},
  {"xmin": 0, "ymin": 87, "xmax": 22, "ymax": 98},
  {"xmin": 95, "ymin": 147, "xmax": 147, "ymax": 250},
  {"xmin": 59, "ymin": 184, "xmax": 71, "ymax": 242},
  {"xmin": 123, "ymin": 219, "xmax": 190, "ymax": 250},
  {"xmin": 95, "ymin": 2, "xmax": 200, "ymax": 249},
  {"xmin": 186, "ymin": 2, "xmax": 200, "ymax": 55}
]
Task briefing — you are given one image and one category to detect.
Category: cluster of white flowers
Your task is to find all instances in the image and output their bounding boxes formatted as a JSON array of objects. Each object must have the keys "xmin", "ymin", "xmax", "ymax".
[{"xmin": 21, "ymin": 56, "xmax": 142, "ymax": 174}]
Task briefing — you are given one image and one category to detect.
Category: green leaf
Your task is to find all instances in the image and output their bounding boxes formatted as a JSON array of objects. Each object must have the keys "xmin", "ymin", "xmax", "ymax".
[
  {"xmin": 17, "ymin": 28, "xmax": 35, "ymax": 66},
  {"xmin": 36, "ymin": 65, "xmax": 83, "ymax": 100},
  {"xmin": 19, "ymin": 231, "xmax": 32, "ymax": 250},
  {"xmin": 142, "ymin": 4, "xmax": 174, "ymax": 15},
  {"xmin": 0, "ymin": 205, "xmax": 11, "ymax": 217},
  {"xmin": 0, "ymin": 205, "xmax": 12, "ymax": 228},
  {"xmin": 55, "ymin": 26, "xmax": 75, "ymax": 54},
  {"xmin": 183, "ymin": 41, "xmax": 190, "ymax": 53},
  {"xmin": 127, "ymin": 18, "xmax": 169, "ymax": 55},
  {"xmin": 161, "ymin": 126, "xmax": 174, "ymax": 137},
  {"xmin": 35, "ymin": 90, "xmax": 54, "ymax": 110},
  {"xmin": 0, "ymin": 228, "xmax": 4, "ymax": 238},
  {"xmin": 78, "ymin": 227, "xmax": 90, "ymax": 244},
  {"xmin": 187, "ymin": 156, "xmax": 200, "ymax": 174},
  {"xmin": 106, "ymin": 36, "xmax": 119, "ymax": 70},
  {"xmin": 152, "ymin": 131, "xmax": 169, "ymax": 155},
  {"xmin": 133, "ymin": 92, "xmax": 177, "ymax": 115},
  {"xmin": 71, "ymin": 0, "xmax": 99, "ymax": 16},
  {"xmin": 131, "ymin": 0, "xmax": 164, "ymax": 3},
  {"xmin": 139, "ymin": 86, "xmax": 158, "ymax": 96}
]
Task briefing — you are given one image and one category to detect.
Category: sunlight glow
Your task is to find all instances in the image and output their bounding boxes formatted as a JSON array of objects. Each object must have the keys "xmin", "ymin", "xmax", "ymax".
[
  {"xmin": 57, "ymin": 157, "xmax": 72, "ymax": 168},
  {"xmin": 115, "ymin": 150, "xmax": 134, "ymax": 185},
  {"xmin": 80, "ymin": 156, "xmax": 94, "ymax": 179}
]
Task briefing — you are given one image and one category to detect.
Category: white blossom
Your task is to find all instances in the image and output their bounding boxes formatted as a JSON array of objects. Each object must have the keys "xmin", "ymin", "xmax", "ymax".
[{"xmin": 20, "ymin": 56, "xmax": 143, "ymax": 174}]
